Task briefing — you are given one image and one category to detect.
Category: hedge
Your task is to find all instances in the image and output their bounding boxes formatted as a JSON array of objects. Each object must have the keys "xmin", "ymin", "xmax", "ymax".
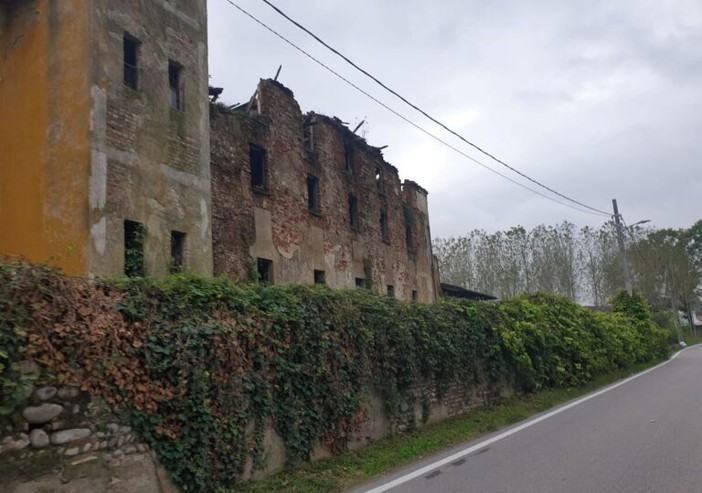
[{"xmin": 0, "ymin": 259, "xmax": 670, "ymax": 491}]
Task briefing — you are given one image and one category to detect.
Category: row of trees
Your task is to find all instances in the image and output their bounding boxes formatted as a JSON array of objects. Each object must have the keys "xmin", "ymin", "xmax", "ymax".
[{"xmin": 433, "ymin": 220, "xmax": 702, "ymax": 314}]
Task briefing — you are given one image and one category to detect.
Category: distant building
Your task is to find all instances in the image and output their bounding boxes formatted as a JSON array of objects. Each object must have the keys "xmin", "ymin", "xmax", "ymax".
[
  {"xmin": 440, "ymin": 283, "xmax": 497, "ymax": 301},
  {"xmin": 1, "ymin": 2, "xmax": 438, "ymax": 302}
]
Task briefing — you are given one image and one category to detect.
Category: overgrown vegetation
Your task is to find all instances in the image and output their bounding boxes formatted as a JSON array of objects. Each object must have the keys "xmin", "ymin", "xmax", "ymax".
[
  {"xmin": 238, "ymin": 360, "xmax": 666, "ymax": 493},
  {"xmin": 434, "ymin": 220, "xmax": 702, "ymax": 313},
  {"xmin": 0, "ymin": 259, "xmax": 671, "ymax": 492}
]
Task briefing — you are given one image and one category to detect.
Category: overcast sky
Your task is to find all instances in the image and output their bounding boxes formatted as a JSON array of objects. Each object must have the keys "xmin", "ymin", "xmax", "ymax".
[{"xmin": 208, "ymin": 0, "xmax": 702, "ymax": 239}]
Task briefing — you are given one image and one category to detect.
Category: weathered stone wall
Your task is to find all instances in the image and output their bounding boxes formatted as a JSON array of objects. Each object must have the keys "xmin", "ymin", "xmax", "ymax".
[
  {"xmin": 88, "ymin": 0, "xmax": 213, "ymax": 278},
  {"xmin": 210, "ymin": 79, "xmax": 437, "ymax": 302},
  {"xmin": 256, "ymin": 381, "xmax": 496, "ymax": 475},
  {"xmin": 1, "ymin": 359, "xmax": 493, "ymax": 489},
  {"xmin": 1, "ymin": 362, "xmax": 177, "ymax": 493}
]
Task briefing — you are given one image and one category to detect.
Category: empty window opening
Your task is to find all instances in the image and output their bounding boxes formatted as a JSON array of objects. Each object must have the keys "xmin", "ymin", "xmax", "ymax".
[
  {"xmin": 375, "ymin": 165, "xmax": 383, "ymax": 193},
  {"xmin": 168, "ymin": 60, "xmax": 182, "ymax": 110},
  {"xmin": 380, "ymin": 208, "xmax": 389, "ymax": 243},
  {"xmin": 307, "ymin": 175, "xmax": 319, "ymax": 213},
  {"xmin": 355, "ymin": 277, "xmax": 365, "ymax": 289},
  {"xmin": 124, "ymin": 220, "xmax": 145, "ymax": 277},
  {"xmin": 404, "ymin": 206, "xmax": 415, "ymax": 252},
  {"xmin": 344, "ymin": 141, "xmax": 354, "ymax": 175},
  {"xmin": 405, "ymin": 223, "xmax": 413, "ymax": 250},
  {"xmin": 314, "ymin": 269, "xmax": 326, "ymax": 285},
  {"xmin": 250, "ymin": 144, "xmax": 266, "ymax": 191},
  {"xmin": 303, "ymin": 121, "xmax": 315, "ymax": 153},
  {"xmin": 123, "ymin": 34, "xmax": 139, "ymax": 90},
  {"xmin": 412, "ymin": 290, "xmax": 418, "ymax": 302},
  {"xmin": 257, "ymin": 258, "xmax": 273, "ymax": 283},
  {"xmin": 348, "ymin": 195, "xmax": 359, "ymax": 230},
  {"xmin": 170, "ymin": 230, "xmax": 186, "ymax": 273},
  {"xmin": 387, "ymin": 285, "xmax": 395, "ymax": 298}
]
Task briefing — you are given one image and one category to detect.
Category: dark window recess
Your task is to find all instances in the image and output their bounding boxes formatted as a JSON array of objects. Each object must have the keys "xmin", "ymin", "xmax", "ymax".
[
  {"xmin": 168, "ymin": 60, "xmax": 182, "ymax": 110},
  {"xmin": 314, "ymin": 270, "xmax": 326, "ymax": 285},
  {"xmin": 380, "ymin": 208, "xmax": 389, "ymax": 243},
  {"xmin": 123, "ymin": 34, "xmax": 139, "ymax": 90},
  {"xmin": 375, "ymin": 165, "xmax": 383, "ymax": 193},
  {"xmin": 170, "ymin": 231, "xmax": 186, "ymax": 273},
  {"xmin": 124, "ymin": 220, "xmax": 145, "ymax": 277},
  {"xmin": 303, "ymin": 122, "xmax": 315, "ymax": 153},
  {"xmin": 344, "ymin": 141, "xmax": 354, "ymax": 175},
  {"xmin": 348, "ymin": 195, "xmax": 359, "ymax": 230},
  {"xmin": 250, "ymin": 144, "xmax": 266, "ymax": 191},
  {"xmin": 307, "ymin": 175, "xmax": 319, "ymax": 213},
  {"xmin": 257, "ymin": 258, "xmax": 273, "ymax": 283},
  {"xmin": 412, "ymin": 290, "xmax": 418, "ymax": 302},
  {"xmin": 387, "ymin": 285, "xmax": 395, "ymax": 298},
  {"xmin": 355, "ymin": 277, "xmax": 365, "ymax": 288},
  {"xmin": 405, "ymin": 223, "xmax": 413, "ymax": 250},
  {"xmin": 404, "ymin": 205, "xmax": 416, "ymax": 252}
]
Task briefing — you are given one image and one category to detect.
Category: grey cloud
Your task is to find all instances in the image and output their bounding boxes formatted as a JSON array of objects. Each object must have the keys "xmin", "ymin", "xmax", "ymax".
[{"xmin": 208, "ymin": 0, "xmax": 701, "ymax": 237}]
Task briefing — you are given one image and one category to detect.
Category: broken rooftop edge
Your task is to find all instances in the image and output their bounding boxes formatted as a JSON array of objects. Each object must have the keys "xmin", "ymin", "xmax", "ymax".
[{"xmin": 215, "ymin": 77, "xmax": 431, "ymax": 193}]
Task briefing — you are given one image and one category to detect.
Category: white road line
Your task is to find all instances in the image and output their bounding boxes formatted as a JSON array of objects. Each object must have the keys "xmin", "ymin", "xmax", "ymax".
[{"xmin": 362, "ymin": 349, "xmax": 685, "ymax": 493}]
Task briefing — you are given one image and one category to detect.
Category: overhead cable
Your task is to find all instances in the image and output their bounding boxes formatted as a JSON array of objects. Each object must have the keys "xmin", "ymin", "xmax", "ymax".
[
  {"xmin": 257, "ymin": 0, "xmax": 612, "ymax": 217},
  {"xmin": 222, "ymin": 0, "xmax": 610, "ymax": 218}
]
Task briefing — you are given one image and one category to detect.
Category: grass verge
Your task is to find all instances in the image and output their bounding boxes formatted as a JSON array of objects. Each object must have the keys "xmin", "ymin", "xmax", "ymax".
[
  {"xmin": 681, "ymin": 328, "xmax": 702, "ymax": 346},
  {"xmin": 235, "ymin": 359, "xmax": 668, "ymax": 493}
]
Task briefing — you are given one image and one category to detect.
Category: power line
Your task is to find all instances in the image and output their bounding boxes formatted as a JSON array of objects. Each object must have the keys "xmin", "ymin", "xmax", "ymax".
[
  {"xmin": 257, "ymin": 0, "xmax": 612, "ymax": 217},
  {"xmin": 220, "ymin": 0, "xmax": 610, "ymax": 218}
]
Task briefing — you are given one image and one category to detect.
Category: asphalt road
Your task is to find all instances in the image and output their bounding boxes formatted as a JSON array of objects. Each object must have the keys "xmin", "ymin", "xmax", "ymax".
[{"xmin": 351, "ymin": 344, "xmax": 702, "ymax": 493}]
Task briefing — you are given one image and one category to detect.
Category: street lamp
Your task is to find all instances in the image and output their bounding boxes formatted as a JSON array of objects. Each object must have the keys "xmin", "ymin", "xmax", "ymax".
[
  {"xmin": 612, "ymin": 199, "xmax": 650, "ymax": 296},
  {"xmin": 628, "ymin": 219, "xmax": 651, "ymax": 229}
]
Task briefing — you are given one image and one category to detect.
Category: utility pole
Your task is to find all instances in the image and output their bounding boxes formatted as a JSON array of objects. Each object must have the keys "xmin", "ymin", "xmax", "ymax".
[
  {"xmin": 612, "ymin": 199, "xmax": 633, "ymax": 296},
  {"xmin": 668, "ymin": 270, "xmax": 684, "ymax": 344}
]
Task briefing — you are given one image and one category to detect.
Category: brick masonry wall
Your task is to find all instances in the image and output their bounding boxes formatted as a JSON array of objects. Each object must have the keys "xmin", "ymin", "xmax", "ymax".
[
  {"xmin": 1, "ymin": 358, "xmax": 496, "ymax": 487},
  {"xmin": 210, "ymin": 79, "xmax": 438, "ymax": 302}
]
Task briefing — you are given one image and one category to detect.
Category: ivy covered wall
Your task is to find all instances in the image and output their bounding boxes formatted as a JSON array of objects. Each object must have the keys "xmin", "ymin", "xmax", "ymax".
[{"xmin": 0, "ymin": 260, "xmax": 671, "ymax": 491}]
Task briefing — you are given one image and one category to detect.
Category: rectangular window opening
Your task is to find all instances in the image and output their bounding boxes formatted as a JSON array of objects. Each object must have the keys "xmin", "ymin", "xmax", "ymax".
[
  {"xmin": 168, "ymin": 60, "xmax": 182, "ymax": 110},
  {"xmin": 257, "ymin": 258, "xmax": 273, "ymax": 284},
  {"xmin": 348, "ymin": 195, "xmax": 359, "ymax": 230},
  {"xmin": 412, "ymin": 290, "xmax": 418, "ymax": 302},
  {"xmin": 375, "ymin": 165, "xmax": 383, "ymax": 193},
  {"xmin": 170, "ymin": 230, "xmax": 186, "ymax": 274},
  {"xmin": 314, "ymin": 269, "xmax": 326, "ymax": 285},
  {"xmin": 250, "ymin": 144, "xmax": 266, "ymax": 191},
  {"xmin": 355, "ymin": 277, "xmax": 365, "ymax": 289},
  {"xmin": 307, "ymin": 175, "xmax": 319, "ymax": 213},
  {"xmin": 124, "ymin": 220, "xmax": 145, "ymax": 277},
  {"xmin": 123, "ymin": 34, "xmax": 139, "ymax": 90},
  {"xmin": 405, "ymin": 223, "xmax": 414, "ymax": 251},
  {"xmin": 344, "ymin": 141, "xmax": 354, "ymax": 175},
  {"xmin": 303, "ymin": 121, "xmax": 315, "ymax": 154},
  {"xmin": 387, "ymin": 285, "xmax": 395, "ymax": 298}
]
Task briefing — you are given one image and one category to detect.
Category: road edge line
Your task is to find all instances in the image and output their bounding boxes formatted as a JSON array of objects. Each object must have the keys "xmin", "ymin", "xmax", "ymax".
[{"xmin": 362, "ymin": 349, "xmax": 685, "ymax": 493}]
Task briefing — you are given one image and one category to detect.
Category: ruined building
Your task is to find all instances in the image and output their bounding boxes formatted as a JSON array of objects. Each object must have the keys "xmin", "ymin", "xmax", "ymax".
[
  {"xmin": 211, "ymin": 79, "xmax": 438, "ymax": 302},
  {"xmin": 1, "ymin": 1, "xmax": 438, "ymax": 302}
]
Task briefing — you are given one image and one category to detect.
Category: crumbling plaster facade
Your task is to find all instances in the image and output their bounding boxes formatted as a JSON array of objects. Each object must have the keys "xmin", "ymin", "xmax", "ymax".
[
  {"xmin": 210, "ymin": 80, "xmax": 438, "ymax": 302},
  {"xmin": 90, "ymin": 0, "xmax": 213, "ymax": 277},
  {"xmin": 1, "ymin": 0, "xmax": 213, "ymax": 277}
]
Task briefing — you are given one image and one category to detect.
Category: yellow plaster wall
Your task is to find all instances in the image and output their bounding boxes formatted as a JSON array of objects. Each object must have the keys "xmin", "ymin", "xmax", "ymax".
[{"xmin": 0, "ymin": 1, "xmax": 91, "ymax": 276}]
